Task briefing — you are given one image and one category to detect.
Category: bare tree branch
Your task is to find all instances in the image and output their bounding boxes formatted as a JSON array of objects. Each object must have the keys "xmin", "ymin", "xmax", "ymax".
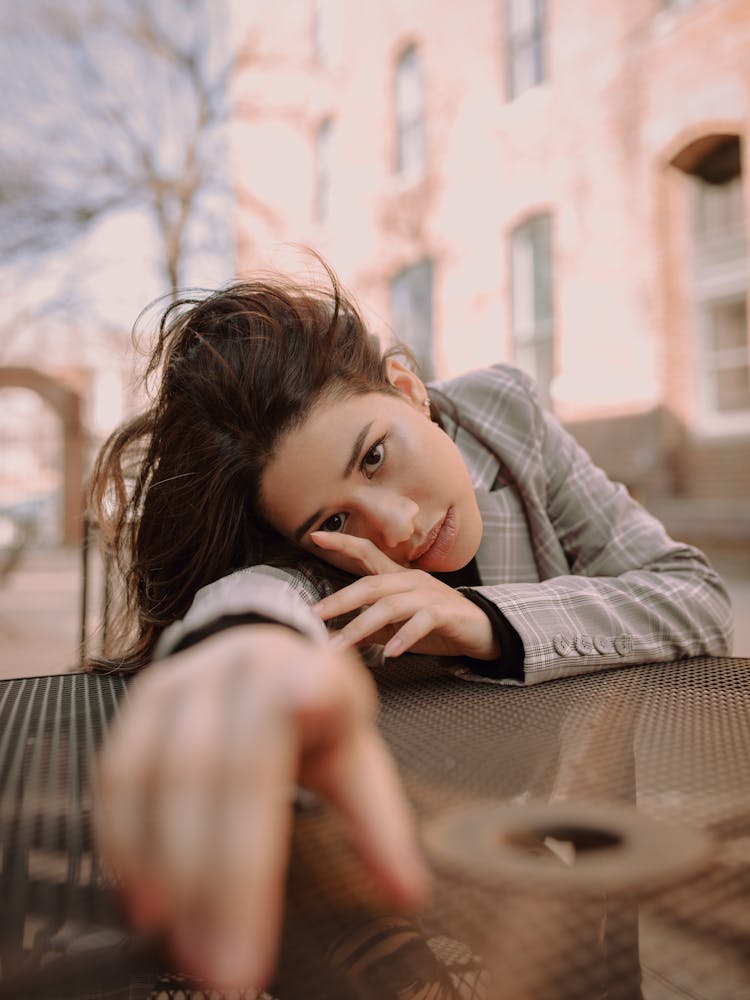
[{"xmin": 0, "ymin": 0, "xmax": 252, "ymax": 300}]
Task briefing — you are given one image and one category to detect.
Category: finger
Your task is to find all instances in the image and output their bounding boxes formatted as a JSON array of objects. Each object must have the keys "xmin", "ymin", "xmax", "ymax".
[
  {"xmin": 171, "ymin": 639, "xmax": 327, "ymax": 989},
  {"xmin": 308, "ymin": 723, "xmax": 431, "ymax": 908},
  {"xmin": 310, "ymin": 531, "xmax": 403, "ymax": 575},
  {"xmin": 328, "ymin": 592, "xmax": 428, "ymax": 649},
  {"xmin": 290, "ymin": 649, "xmax": 430, "ymax": 908},
  {"xmin": 170, "ymin": 788, "xmax": 295, "ymax": 991},
  {"xmin": 172, "ymin": 683, "xmax": 298, "ymax": 989},
  {"xmin": 382, "ymin": 606, "xmax": 445, "ymax": 658},
  {"xmin": 313, "ymin": 571, "xmax": 416, "ymax": 621},
  {"xmin": 145, "ymin": 666, "xmax": 226, "ymax": 901},
  {"xmin": 95, "ymin": 671, "xmax": 181, "ymax": 925}
]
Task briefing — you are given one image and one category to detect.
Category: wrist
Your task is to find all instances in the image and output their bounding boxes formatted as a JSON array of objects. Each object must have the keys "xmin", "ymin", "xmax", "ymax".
[
  {"xmin": 463, "ymin": 599, "xmax": 502, "ymax": 660},
  {"xmin": 458, "ymin": 589, "xmax": 526, "ymax": 681},
  {"xmin": 473, "ymin": 627, "xmax": 502, "ymax": 661}
]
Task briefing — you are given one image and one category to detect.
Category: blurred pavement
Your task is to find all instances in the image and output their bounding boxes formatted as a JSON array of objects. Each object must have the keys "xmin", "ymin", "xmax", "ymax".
[
  {"xmin": 1, "ymin": 544, "xmax": 749, "ymax": 681},
  {"xmin": 1, "ymin": 545, "xmax": 89, "ymax": 678}
]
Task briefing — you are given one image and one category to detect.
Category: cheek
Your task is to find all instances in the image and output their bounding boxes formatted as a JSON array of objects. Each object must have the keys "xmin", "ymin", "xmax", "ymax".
[
  {"xmin": 422, "ymin": 425, "xmax": 460, "ymax": 470},
  {"xmin": 454, "ymin": 497, "xmax": 483, "ymax": 566},
  {"xmin": 442, "ymin": 443, "xmax": 482, "ymax": 547},
  {"xmin": 437, "ymin": 437, "xmax": 474, "ymax": 491}
]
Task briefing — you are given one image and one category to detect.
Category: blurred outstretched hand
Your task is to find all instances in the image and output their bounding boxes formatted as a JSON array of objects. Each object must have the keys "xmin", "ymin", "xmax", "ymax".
[{"xmin": 96, "ymin": 624, "xmax": 429, "ymax": 990}]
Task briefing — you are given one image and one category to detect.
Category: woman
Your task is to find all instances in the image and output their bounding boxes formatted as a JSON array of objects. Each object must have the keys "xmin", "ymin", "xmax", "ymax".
[{"xmin": 92, "ymin": 263, "xmax": 732, "ymax": 989}]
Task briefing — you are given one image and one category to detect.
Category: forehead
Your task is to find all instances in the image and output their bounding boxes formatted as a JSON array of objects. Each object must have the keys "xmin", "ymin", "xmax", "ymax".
[
  {"xmin": 260, "ymin": 390, "xmax": 398, "ymax": 531},
  {"xmin": 277, "ymin": 390, "xmax": 387, "ymax": 463}
]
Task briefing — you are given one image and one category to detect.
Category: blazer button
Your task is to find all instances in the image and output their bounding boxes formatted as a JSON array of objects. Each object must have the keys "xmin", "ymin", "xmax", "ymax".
[
  {"xmin": 575, "ymin": 634, "xmax": 595, "ymax": 655},
  {"xmin": 594, "ymin": 635, "xmax": 614, "ymax": 655},
  {"xmin": 614, "ymin": 635, "xmax": 632, "ymax": 656},
  {"xmin": 553, "ymin": 633, "xmax": 575, "ymax": 656}
]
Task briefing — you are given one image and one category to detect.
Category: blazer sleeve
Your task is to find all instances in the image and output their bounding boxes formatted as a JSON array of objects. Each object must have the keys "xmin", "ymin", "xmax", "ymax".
[
  {"xmin": 467, "ymin": 403, "xmax": 734, "ymax": 686},
  {"xmin": 154, "ymin": 564, "xmax": 329, "ymax": 660}
]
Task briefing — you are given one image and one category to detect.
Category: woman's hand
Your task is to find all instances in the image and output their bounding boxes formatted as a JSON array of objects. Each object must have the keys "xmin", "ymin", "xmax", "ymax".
[
  {"xmin": 95, "ymin": 625, "xmax": 429, "ymax": 991},
  {"xmin": 311, "ymin": 532, "xmax": 500, "ymax": 661}
]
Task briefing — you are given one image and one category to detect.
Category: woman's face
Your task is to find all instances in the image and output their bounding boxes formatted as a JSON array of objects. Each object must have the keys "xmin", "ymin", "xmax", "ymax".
[{"xmin": 260, "ymin": 361, "xmax": 483, "ymax": 573}]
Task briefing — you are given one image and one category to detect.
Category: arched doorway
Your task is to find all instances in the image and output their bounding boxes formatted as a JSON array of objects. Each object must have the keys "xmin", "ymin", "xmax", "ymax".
[{"xmin": 0, "ymin": 367, "xmax": 84, "ymax": 544}]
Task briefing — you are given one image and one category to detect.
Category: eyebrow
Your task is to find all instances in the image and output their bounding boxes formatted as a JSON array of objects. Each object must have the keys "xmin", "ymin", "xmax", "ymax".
[
  {"xmin": 343, "ymin": 421, "xmax": 374, "ymax": 477},
  {"xmin": 293, "ymin": 420, "xmax": 374, "ymax": 542}
]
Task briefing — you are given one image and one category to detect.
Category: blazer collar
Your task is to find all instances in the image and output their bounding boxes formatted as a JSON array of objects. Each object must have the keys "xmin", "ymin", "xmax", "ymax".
[{"xmin": 438, "ymin": 410, "xmax": 507, "ymax": 492}]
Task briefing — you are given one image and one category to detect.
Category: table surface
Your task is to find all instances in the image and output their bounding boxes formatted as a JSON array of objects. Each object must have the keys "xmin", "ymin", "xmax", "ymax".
[{"xmin": 1, "ymin": 654, "xmax": 749, "ymax": 999}]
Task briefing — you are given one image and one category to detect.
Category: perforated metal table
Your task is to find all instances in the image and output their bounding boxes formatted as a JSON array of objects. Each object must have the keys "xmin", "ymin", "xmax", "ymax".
[{"xmin": 1, "ymin": 655, "xmax": 748, "ymax": 999}]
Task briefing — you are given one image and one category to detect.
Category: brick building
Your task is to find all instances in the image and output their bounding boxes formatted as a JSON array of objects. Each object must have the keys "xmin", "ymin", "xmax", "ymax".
[{"xmin": 230, "ymin": 0, "xmax": 750, "ymax": 550}]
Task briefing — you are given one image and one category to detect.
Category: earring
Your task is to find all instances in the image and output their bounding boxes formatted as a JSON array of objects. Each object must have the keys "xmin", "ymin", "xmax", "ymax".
[{"xmin": 423, "ymin": 396, "xmax": 431, "ymax": 412}]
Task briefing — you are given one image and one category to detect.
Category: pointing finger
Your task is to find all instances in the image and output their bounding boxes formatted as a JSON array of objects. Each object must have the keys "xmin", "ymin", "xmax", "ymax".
[{"xmin": 310, "ymin": 531, "xmax": 403, "ymax": 575}]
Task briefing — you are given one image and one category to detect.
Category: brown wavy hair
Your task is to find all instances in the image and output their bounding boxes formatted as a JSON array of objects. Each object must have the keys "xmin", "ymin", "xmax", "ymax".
[{"xmin": 88, "ymin": 262, "xmax": 406, "ymax": 672}]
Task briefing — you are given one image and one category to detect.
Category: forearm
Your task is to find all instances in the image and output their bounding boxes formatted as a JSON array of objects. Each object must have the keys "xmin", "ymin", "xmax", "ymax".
[
  {"xmin": 155, "ymin": 564, "xmax": 329, "ymax": 659},
  {"xmin": 470, "ymin": 545, "xmax": 732, "ymax": 684}
]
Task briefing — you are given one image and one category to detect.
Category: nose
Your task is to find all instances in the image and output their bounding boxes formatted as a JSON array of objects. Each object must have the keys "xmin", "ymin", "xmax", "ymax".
[{"xmin": 371, "ymin": 492, "xmax": 419, "ymax": 551}]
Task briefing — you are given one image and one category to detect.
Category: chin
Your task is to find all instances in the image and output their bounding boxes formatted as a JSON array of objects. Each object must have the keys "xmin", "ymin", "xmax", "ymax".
[
  {"xmin": 441, "ymin": 535, "xmax": 482, "ymax": 573},
  {"xmin": 445, "ymin": 549, "xmax": 478, "ymax": 572}
]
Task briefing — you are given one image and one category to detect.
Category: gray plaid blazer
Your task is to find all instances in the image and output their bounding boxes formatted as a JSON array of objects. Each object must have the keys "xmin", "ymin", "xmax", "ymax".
[{"xmin": 158, "ymin": 365, "xmax": 733, "ymax": 685}]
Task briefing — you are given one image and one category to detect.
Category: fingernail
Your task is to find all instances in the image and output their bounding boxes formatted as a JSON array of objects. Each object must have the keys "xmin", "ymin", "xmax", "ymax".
[{"xmin": 384, "ymin": 638, "xmax": 402, "ymax": 658}]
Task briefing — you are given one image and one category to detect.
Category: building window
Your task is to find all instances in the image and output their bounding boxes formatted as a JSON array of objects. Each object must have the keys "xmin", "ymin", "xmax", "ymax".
[
  {"xmin": 505, "ymin": 0, "xmax": 546, "ymax": 100},
  {"xmin": 687, "ymin": 136, "xmax": 749, "ymax": 422},
  {"xmin": 315, "ymin": 118, "xmax": 333, "ymax": 223},
  {"xmin": 390, "ymin": 259, "xmax": 434, "ymax": 379},
  {"xmin": 510, "ymin": 213, "xmax": 554, "ymax": 403},
  {"xmin": 312, "ymin": 0, "xmax": 332, "ymax": 66},
  {"xmin": 394, "ymin": 45, "xmax": 426, "ymax": 180}
]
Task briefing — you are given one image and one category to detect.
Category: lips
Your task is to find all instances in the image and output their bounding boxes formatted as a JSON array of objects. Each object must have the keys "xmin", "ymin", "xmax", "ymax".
[{"xmin": 411, "ymin": 507, "xmax": 457, "ymax": 570}]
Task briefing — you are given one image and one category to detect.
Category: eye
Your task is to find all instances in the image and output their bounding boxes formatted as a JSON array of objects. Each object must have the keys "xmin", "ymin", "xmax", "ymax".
[
  {"xmin": 361, "ymin": 439, "xmax": 386, "ymax": 478},
  {"xmin": 320, "ymin": 512, "xmax": 347, "ymax": 533}
]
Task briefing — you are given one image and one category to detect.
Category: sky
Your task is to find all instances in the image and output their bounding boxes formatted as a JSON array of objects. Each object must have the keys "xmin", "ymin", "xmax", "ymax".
[{"xmin": 0, "ymin": 0, "xmax": 237, "ymax": 347}]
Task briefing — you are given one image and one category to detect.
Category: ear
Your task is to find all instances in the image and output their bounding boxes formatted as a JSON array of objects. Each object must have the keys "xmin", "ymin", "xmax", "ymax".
[{"xmin": 385, "ymin": 357, "xmax": 428, "ymax": 408}]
